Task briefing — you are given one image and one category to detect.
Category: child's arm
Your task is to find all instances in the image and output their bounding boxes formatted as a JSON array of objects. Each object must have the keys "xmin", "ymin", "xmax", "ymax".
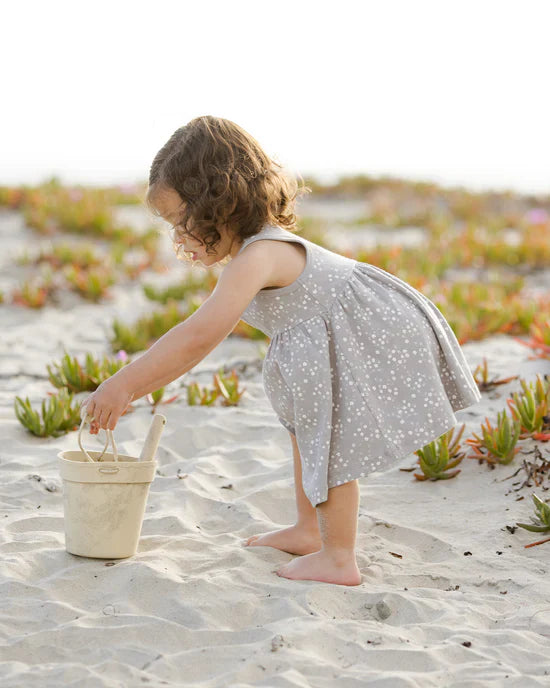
[
  {"xmin": 128, "ymin": 308, "xmax": 253, "ymax": 397},
  {"xmin": 129, "ymin": 350, "xmax": 205, "ymax": 401},
  {"xmin": 115, "ymin": 242, "xmax": 274, "ymax": 401}
]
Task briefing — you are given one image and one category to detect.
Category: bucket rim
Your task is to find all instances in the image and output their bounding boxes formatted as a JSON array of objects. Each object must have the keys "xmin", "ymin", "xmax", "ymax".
[{"xmin": 57, "ymin": 450, "xmax": 156, "ymax": 465}]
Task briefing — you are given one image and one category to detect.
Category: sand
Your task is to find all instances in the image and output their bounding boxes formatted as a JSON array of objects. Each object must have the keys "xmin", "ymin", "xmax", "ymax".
[{"xmin": 1, "ymin": 206, "xmax": 550, "ymax": 687}]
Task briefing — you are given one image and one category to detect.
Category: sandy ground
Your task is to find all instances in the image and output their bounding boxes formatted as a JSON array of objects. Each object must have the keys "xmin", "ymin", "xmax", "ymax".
[{"xmin": 1, "ymin": 205, "xmax": 550, "ymax": 687}]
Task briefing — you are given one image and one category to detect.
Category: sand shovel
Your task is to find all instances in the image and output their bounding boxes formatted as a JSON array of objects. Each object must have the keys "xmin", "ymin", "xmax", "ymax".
[{"xmin": 57, "ymin": 412, "xmax": 167, "ymax": 559}]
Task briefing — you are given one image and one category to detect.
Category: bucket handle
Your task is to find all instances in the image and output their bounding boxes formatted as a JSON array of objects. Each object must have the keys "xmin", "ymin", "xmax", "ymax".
[{"xmin": 78, "ymin": 413, "xmax": 119, "ymax": 463}]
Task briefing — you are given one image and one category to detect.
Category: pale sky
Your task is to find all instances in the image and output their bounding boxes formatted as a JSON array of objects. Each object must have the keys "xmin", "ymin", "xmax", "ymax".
[{"xmin": 2, "ymin": 0, "xmax": 548, "ymax": 195}]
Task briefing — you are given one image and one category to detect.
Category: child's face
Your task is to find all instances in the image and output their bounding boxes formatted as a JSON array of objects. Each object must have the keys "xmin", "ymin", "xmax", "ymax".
[{"xmin": 149, "ymin": 187, "xmax": 242, "ymax": 266}]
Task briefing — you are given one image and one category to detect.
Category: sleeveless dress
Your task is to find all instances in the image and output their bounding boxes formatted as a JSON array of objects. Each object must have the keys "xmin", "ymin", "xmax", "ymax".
[{"xmin": 237, "ymin": 224, "xmax": 482, "ymax": 508}]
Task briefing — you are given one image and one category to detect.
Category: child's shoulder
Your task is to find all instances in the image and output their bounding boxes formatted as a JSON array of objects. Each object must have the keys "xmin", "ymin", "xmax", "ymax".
[{"xmin": 235, "ymin": 230, "xmax": 307, "ymax": 291}]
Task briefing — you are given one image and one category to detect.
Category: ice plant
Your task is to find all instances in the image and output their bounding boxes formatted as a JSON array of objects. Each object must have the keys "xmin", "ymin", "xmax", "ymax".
[
  {"xmin": 47, "ymin": 351, "xmax": 128, "ymax": 393},
  {"xmin": 63, "ymin": 265, "xmax": 116, "ymax": 302},
  {"xmin": 506, "ymin": 375, "xmax": 550, "ymax": 437},
  {"xmin": 11, "ymin": 278, "xmax": 53, "ymax": 309},
  {"xmin": 213, "ymin": 368, "xmax": 246, "ymax": 406},
  {"xmin": 187, "ymin": 382, "xmax": 219, "ymax": 406},
  {"xmin": 14, "ymin": 389, "xmax": 82, "ymax": 437},
  {"xmin": 122, "ymin": 257, "xmax": 151, "ymax": 280},
  {"xmin": 519, "ymin": 318, "xmax": 550, "ymax": 359},
  {"xmin": 146, "ymin": 387, "xmax": 179, "ymax": 410},
  {"xmin": 0, "ymin": 185, "xmax": 25, "ymax": 208},
  {"xmin": 142, "ymin": 272, "xmax": 215, "ymax": 304},
  {"xmin": 472, "ymin": 356, "xmax": 518, "ymax": 391},
  {"xmin": 516, "ymin": 494, "xmax": 550, "ymax": 547},
  {"xmin": 111, "ymin": 320, "xmax": 150, "ymax": 354},
  {"xmin": 465, "ymin": 410, "xmax": 522, "ymax": 465},
  {"xmin": 413, "ymin": 424, "xmax": 466, "ymax": 480},
  {"xmin": 110, "ymin": 303, "xmax": 186, "ymax": 353},
  {"xmin": 32, "ymin": 242, "xmax": 102, "ymax": 270}
]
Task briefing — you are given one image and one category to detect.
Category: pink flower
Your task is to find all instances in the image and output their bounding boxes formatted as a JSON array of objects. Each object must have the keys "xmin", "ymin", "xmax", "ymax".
[
  {"xmin": 525, "ymin": 208, "xmax": 549, "ymax": 225},
  {"xmin": 116, "ymin": 350, "xmax": 128, "ymax": 362},
  {"xmin": 68, "ymin": 189, "xmax": 83, "ymax": 202},
  {"xmin": 117, "ymin": 184, "xmax": 138, "ymax": 195}
]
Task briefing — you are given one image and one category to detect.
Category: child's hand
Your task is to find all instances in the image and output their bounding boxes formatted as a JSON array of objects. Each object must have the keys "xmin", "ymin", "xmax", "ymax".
[
  {"xmin": 89, "ymin": 417, "xmax": 101, "ymax": 435},
  {"xmin": 80, "ymin": 378, "xmax": 133, "ymax": 434}
]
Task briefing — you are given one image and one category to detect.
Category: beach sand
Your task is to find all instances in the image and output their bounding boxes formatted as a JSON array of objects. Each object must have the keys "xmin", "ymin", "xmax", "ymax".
[{"xmin": 1, "ymin": 207, "xmax": 550, "ymax": 686}]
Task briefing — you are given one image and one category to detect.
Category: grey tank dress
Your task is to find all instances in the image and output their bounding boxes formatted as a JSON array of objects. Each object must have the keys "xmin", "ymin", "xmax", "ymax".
[{"xmin": 237, "ymin": 224, "xmax": 482, "ymax": 508}]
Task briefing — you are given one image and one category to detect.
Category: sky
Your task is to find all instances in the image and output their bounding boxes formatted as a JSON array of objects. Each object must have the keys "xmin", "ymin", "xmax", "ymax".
[{"xmin": 2, "ymin": 0, "xmax": 549, "ymax": 196}]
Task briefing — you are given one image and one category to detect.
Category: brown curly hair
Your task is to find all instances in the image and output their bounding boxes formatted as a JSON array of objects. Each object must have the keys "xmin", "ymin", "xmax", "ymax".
[{"xmin": 144, "ymin": 115, "xmax": 311, "ymax": 263}]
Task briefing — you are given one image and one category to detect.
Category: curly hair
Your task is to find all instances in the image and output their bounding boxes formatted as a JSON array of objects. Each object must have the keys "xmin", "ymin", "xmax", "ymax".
[{"xmin": 144, "ymin": 115, "xmax": 311, "ymax": 264}]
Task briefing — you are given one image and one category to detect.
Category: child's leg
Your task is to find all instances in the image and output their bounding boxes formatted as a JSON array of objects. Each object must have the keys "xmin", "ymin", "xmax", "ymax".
[
  {"xmin": 275, "ymin": 479, "xmax": 362, "ymax": 586},
  {"xmin": 316, "ymin": 480, "xmax": 359, "ymax": 559},
  {"xmin": 289, "ymin": 431, "xmax": 318, "ymax": 529},
  {"xmin": 242, "ymin": 430, "xmax": 322, "ymax": 554}
]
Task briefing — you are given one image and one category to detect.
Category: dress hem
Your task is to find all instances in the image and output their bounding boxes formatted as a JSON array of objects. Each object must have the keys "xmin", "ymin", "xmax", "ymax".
[
  {"xmin": 305, "ymin": 395, "xmax": 480, "ymax": 508},
  {"xmin": 278, "ymin": 417, "xmax": 296, "ymax": 435}
]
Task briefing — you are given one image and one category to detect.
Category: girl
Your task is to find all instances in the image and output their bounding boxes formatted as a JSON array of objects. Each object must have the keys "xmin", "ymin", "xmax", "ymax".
[{"xmin": 81, "ymin": 115, "xmax": 482, "ymax": 587}]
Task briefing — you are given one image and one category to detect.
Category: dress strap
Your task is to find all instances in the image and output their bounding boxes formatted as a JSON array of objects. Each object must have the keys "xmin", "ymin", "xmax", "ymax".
[
  {"xmin": 237, "ymin": 224, "xmax": 305, "ymax": 256},
  {"xmin": 237, "ymin": 224, "xmax": 280, "ymax": 255}
]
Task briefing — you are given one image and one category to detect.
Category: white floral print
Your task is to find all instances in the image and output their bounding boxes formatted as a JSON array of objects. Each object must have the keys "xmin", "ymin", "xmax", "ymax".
[{"xmin": 238, "ymin": 225, "xmax": 482, "ymax": 507}]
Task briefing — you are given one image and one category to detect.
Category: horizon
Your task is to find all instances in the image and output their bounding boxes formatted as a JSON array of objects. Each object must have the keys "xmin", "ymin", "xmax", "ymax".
[{"xmin": 5, "ymin": 171, "xmax": 548, "ymax": 203}]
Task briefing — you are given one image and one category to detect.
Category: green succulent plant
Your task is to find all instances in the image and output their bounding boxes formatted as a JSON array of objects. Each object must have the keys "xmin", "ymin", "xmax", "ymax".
[
  {"xmin": 414, "ymin": 424, "xmax": 466, "ymax": 480},
  {"xmin": 213, "ymin": 368, "xmax": 246, "ymax": 406},
  {"xmin": 110, "ymin": 303, "xmax": 185, "ymax": 353},
  {"xmin": 14, "ymin": 389, "xmax": 82, "ymax": 437},
  {"xmin": 186, "ymin": 368, "xmax": 245, "ymax": 407},
  {"xmin": 47, "ymin": 350, "xmax": 128, "ymax": 393},
  {"xmin": 146, "ymin": 386, "xmax": 179, "ymax": 409},
  {"xmin": 187, "ymin": 382, "xmax": 219, "ymax": 406},
  {"xmin": 142, "ymin": 273, "xmax": 211, "ymax": 304},
  {"xmin": 506, "ymin": 375, "xmax": 550, "ymax": 436},
  {"xmin": 466, "ymin": 409, "xmax": 522, "ymax": 465},
  {"xmin": 516, "ymin": 493, "xmax": 550, "ymax": 533}
]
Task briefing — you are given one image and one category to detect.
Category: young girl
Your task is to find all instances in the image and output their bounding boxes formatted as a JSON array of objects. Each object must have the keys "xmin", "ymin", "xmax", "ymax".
[{"xmin": 81, "ymin": 115, "xmax": 482, "ymax": 587}]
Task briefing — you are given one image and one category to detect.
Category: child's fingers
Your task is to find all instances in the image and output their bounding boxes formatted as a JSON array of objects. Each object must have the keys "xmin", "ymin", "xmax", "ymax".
[
  {"xmin": 97, "ymin": 409, "xmax": 112, "ymax": 431},
  {"xmin": 80, "ymin": 399, "xmax": 95, "ymax": 420},
  {"xmin": 107, "ymin": 413, "xmax": 119, "ymax": 431}
]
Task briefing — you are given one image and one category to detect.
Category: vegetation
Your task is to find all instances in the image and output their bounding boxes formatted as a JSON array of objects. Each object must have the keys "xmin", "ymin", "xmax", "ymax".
[
  {"xmin": 47, "ymin": 351, "xmax": 129, "ymax": 393},
  {"xmin": 413, "ymin": 424, "xmax": 466, "ymax": 480},
  {"xmin": 4, "ymin": 175, "xmax": 550, "ymax": 548},
  {"xmin": 187, "ymin": 368, "xmax": 246, "ymax": 406},
  {"xmin": 14, "ymin": 389, "xmax": 82, "ymax": 438},
  {"xmin": 516, "ymin": 494, "xmax": 550, "ymax": 533}
]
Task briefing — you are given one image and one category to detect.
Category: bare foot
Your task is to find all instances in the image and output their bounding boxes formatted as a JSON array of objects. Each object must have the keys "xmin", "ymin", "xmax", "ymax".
[
  {"xmin": 243, "ymin": 524, "xmax": 322, "ymax": 555},
  {"xmin": 275, "ymin": 550, "xmax": 362, "ymax": 586}
]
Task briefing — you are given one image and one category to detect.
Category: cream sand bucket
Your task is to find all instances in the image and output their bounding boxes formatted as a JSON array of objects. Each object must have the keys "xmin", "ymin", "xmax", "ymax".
[{"xmin": 57, "ymin": 412, "xmax": 166, "ymax": 559}]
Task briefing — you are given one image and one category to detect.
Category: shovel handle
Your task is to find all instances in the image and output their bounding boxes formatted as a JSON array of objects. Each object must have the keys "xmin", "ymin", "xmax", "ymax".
[{"xmin": 78, "ymin": 413, "xmax": 119, "ymax": 463}]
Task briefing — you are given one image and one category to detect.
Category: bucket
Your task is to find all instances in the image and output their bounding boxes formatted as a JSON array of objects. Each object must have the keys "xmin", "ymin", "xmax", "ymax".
[{"xmin": 57, "ymin": 414, "xmax": 157, "ymax": 559}]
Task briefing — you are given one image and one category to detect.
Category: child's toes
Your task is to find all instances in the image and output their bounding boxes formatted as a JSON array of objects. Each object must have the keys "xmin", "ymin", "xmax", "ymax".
[{"xmin": 243, "ymin": 535, "xmax": 259, "ymax": 547}]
